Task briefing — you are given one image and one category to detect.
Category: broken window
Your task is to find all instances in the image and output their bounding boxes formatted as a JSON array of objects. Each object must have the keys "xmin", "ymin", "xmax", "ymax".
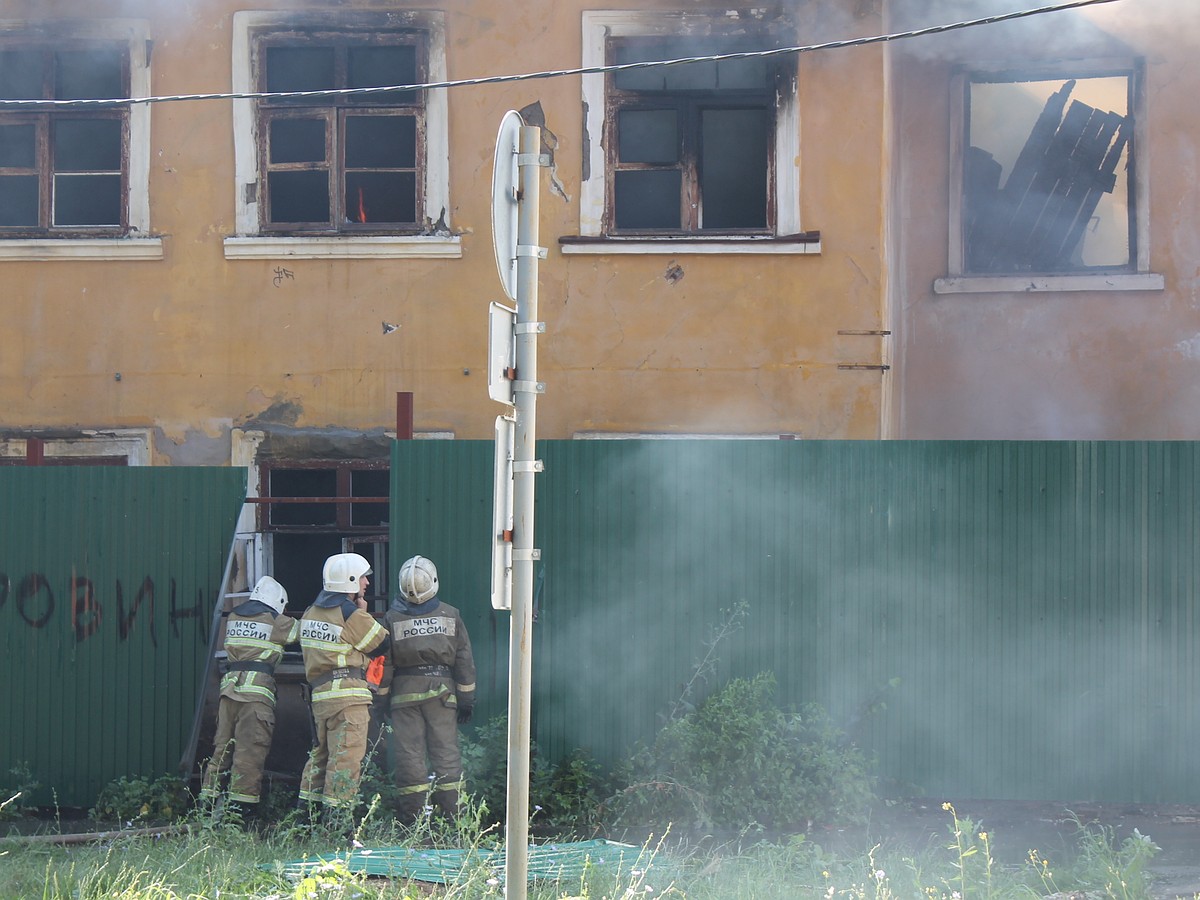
[
  {"xmin": 256, "ymin": 31, "xmax": 425, "ymax": 234},
  {"xmin": 962, "ymin": 71, "xmax": 1135, "ymax": 274},
  {"xmin": 259, "ymin": 460, "xmax": 390, "ymax": 609},
  {"xmin": 606, "ymin": 37, "xmax": 777, "ymax": 234},
  {"xmin": 0, "ymin": 45, "xmax": 129, "ymax": 233}
]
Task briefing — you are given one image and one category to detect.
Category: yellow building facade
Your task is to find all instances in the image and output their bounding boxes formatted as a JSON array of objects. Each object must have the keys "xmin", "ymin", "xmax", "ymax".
[{"xmin": 0, "ymin": 0, "xmax": 1195, "ymax": 594}]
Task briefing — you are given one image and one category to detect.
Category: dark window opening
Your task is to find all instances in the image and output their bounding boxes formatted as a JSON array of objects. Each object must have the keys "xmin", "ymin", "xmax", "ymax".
[
  {"xmin": 0, "ymin": 44, "xmax": 128, "ymax": 234},
  {"xmin": 267, "ymin": 170, "xmax": 330, "ymax": 224},
  {"xmin": 260, "ymin": 460, "xmax": 390, "ymax": 533},
  {"xmin": 351, "ymin": 468, "xmax": 389, "ymax": 527},
  {"xmin": 701, "ymin": 107, "xmax": 768, "ymax": 229},
  {"xmin": 55, "ymin": 49, "xmax": 124, "ymax": 100},
  {"xmin": 257, "ymin": 30, "xmax": 426, "ymax": 234},
  {"xmin": 606, "ymin": 36, "xmax": 776, "ymax": 235},
  {"xmin": 259, "ymin": 460, "xmax": 390, "ymax": 613},
  {"xmin": 266, "ymin": 46, "xmax": 335, "ymax": 93},
  {"xmin": 269, "ymin": 117, "xmax": 327, "ymax": 163},
  {"xmin": 963, "ymin": 73, "xmax": 1134, "ymax": 274},
  {"xmin": 348, "ymin": 45, "xmax": 418, "ymax": 101},
  {"xmin": 268, "ymin": 467, "xmax": 339, "ymax": 527}
]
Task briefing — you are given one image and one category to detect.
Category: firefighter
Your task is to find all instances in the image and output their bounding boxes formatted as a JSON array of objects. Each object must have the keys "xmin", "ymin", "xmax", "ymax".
[
  {"xmin": 200, "ymin": 575, "xmax": 299, "ymax": 820},
  {"xmin": 298, "ymin": 552, "xmax": 390, "ymax": 817},
  {"xmin": 384, "ymin": 555, "xmax": 476, "ymax": 821}
]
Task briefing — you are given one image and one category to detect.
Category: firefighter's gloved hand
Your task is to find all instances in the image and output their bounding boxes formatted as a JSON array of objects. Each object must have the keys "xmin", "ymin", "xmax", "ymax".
[{"xmin": 456, "ymin": 704, "xmax": 474, "ymax": 725}]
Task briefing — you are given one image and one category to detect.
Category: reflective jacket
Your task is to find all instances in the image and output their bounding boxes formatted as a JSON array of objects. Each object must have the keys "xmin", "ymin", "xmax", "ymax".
[
  {"xmin": 384, "ymin": 596, "xmax": 476, "ymax": 711},
  {"xmin": 300, "ymin": 592, "xmax": 389, "ymax": 706},
  {"xmin": 220, "ymin": 600, "xmax": 301, "ymax": 706}
]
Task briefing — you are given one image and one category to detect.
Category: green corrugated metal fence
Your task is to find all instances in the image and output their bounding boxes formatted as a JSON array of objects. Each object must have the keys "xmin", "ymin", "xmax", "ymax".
[
  {"xmin": 391, "ymin": 440, "xmax": 1200, "ymax": 803},
  {"xmin": 0, "ymin": 467, "xmax": 245, "ymax": 808}
]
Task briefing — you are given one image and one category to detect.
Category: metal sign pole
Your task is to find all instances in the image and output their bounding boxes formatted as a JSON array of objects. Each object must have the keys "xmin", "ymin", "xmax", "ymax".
[{"xmin": 504, "ymin": 123, "xmax": 545, "ymax": 900}]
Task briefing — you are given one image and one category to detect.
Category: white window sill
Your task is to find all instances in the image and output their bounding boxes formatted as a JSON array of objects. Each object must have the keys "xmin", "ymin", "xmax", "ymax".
[
  {"xmin": 934, "ymin": 273, "xmax": 1165, "ymax": 294},
  {"xmin": 223, "ymin": 235, "xmax": 462, "ymax": 260},
  {"xmin": 559, "ymin": 234, "xmax": 821, "ymax": 256},
  {"xmin": 0, "ymin": 238, "xmax": 164, "ymax": 261}
]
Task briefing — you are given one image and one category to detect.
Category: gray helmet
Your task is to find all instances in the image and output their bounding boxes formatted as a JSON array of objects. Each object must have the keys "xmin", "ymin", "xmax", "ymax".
[
  {"xmin": 323, "ymin": 552, "xmax": 372, "ymax": 593},
  {"xmin": 398, "ymin": 555, "xmax": 439, "ymax": 603},
  {"xmin": 248, "ymin": 575, "xmax": 288, "ymax": 615}
]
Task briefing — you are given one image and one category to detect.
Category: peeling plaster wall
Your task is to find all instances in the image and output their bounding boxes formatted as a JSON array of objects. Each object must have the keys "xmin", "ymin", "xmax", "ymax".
[
  {"xmin": 887, "ymin": 0, "xmax": 1200, "ymax": 439},
  {"xmin": 0, "ymin": 0, "xmax": 890, "ymax": 463}
]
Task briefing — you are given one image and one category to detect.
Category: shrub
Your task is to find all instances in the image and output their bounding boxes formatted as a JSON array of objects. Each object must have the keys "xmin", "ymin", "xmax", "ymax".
[
  {"xmin": 459, "ymin": 713, "xmax": 511, "ymax": 824},
  {"xmin": 609, "ymin": 672, "xmax": 874, "ymax": 832},
  {"xmin": 91, "ymin": 774, "xmax": 191, "ymax": 825},
  {"xmin": 460, "ymin": 716, "xmax": 610, "ymax": 832},
  {"xmin": 0, "ymin": 762, "xmax": 40, "ymax": 821},
  {"xmin": 534, "ymin": 747, "xmax": 611, "ymax": 832}
]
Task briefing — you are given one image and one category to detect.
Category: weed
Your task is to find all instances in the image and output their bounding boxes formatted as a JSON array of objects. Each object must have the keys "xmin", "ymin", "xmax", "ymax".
[
  {"xmin": 0, "ymin": 800, "xmax": 1171, "ymax": 899},
  {"xmin": 609, "ymin": 673, "xmax": 875, "ymax": 832},
  {"xmin": 939, "ymin": 803, "xmax": 995, "ymax": 900},
  {"xmin": 662, "ymin": 599, "xmax": 749, "ymax": 725},
  {"xmin": 90, "ymin": 774, "xmax": 191, "ymax": 826},
  {"xmin": 459, "ymin": 713, "xmax": 519, "ymax": 825},
  {"xmin": 0, "ymin": 762, "xmax": 39, "ymax": 821},
  {"xmin": 1056, "ymin": 814, "xmax": 1161, "ymax": 900}
]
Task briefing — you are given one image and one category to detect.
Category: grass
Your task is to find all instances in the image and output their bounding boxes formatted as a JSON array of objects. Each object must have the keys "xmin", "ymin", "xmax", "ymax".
[{"xmin": 0, "ymin": 799, "xmax": 1173, "ymax": 899}]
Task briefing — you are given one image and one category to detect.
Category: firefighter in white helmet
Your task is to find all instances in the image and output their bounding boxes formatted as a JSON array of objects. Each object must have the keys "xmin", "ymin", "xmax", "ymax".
[
  {"xmin": 383, "ymin": 554, "xmax": 477, "ymax": 821},
  {"xmin": 200, "ymin": 575, "xmax": 299, "ymax": 821},
  {"xmin": 298, "ymin": 553, "xmax": 390, "ymax": 816}
]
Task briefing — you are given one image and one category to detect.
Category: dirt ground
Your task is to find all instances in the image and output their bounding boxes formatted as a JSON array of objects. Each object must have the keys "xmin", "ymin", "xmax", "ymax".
[{"xmin": 817, "ymin": 799, "xmax": 1200, "ymax": 899}]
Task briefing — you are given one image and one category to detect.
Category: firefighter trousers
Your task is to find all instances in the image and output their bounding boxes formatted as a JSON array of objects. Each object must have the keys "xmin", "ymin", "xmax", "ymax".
[
  {"xmin": 200, "ymin": 696, "xmax": 275, "ymax": 804},
  {"xmin": 389, "ymin": 698, "xmax": 464, "ymax": 821},
  {"xmin": 299, "ymin": 700, "xmax": 371, "ymax": 809}
]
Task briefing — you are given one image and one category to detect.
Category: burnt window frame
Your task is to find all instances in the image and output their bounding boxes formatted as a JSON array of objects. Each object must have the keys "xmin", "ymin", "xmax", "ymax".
[
  {"xmin": 0, "ymin": 42, "xmax": 132, "ymax": 236},
  {"xmin": 258, "ymin": 458, "xmax": 390, "ymax": 534},
  {"xmin": 604, "ymin": 35, "xmax": 779, "ymax": 236},
  {"xmin": 253, "ymin": 29, "xmax": 428, "ymax": 236},
  {"xmin": 940, "ymin": 58, "xmax": 1160, "ymax": 293}
]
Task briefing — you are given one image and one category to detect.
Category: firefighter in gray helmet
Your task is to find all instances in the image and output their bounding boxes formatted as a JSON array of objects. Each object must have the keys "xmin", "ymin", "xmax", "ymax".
[
  {"xmin": 299, "ymin": 553, "xmax": 390, "ymax": 813},
  {"xmin": 383, "ymin": 555, "xmax": 477, "ymax": 821},
  {"xmin": 200, "ymin": 575, "xmax": 299, "ymax": 820}
]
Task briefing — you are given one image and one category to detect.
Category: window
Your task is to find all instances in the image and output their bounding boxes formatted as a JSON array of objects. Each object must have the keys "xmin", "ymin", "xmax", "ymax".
[
  {"xmin": 0, "ymin": 430, "xmax": 151, "ymax": 465},
  {"xmin": 608, "ymin": 37, "xmax": 775, "ymax": 233},
  {"xmin": 938, "ymin": 62, "xmax": 1161, "ymax": 293},
  {"xmin": 572, "ymin": 11, "xmax": 814, "ymax": 256},
  {"xmin": 258, "ymin": 460, "xmax": 390, "ymax": 610},
  {"xmin": 0, "ymin": 22, "xmax": 158, "ymax": 258},
  {"xmin": 0, "ymin": 46, "xmax": 125, "ymax": 230},
  {"xmin": 228, "ymin": 11, "xmax": 456, "ymax": 259},
  {"xmin": 258, "ymin": 34, "xmax": 423, "ymax": 232}
]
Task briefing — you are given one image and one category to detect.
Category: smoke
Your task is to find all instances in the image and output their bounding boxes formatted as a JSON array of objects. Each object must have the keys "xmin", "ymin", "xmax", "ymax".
[
  {"xmin": 531, "ymin": 439, "xmax": 1200, "ymax": 804},
  {"xmin": 887, "ymin": 0, "xmax": 1141, "ymax": 63}
]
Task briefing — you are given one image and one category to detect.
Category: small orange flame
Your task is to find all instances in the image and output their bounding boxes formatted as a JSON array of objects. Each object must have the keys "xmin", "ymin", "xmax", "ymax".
[{"xmin": 356, "ymin": 186, "xmax": 368, "ymax": 223}]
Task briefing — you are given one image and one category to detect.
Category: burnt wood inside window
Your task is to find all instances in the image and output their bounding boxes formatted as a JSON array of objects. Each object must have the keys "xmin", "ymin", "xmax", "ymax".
[
  {"xmin": 0, "ymin": 45, "xmax": 128, "ymax": 233},
  {"xmin": 963, "ymin": 72, "xmax": 1135, "ymax": 274},
  {"xmin": 258, "ymin": 33, "xmax": 424, "ymax": 233},
  {"xmin": 607, "ymin": 37, "xmax": 776, "ymax": 234}
]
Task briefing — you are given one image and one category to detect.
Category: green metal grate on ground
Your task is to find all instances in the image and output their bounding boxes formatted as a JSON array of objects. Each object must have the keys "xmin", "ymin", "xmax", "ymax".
[{"xmin": 271, "ymin": 839, "xmax": 650, "ymax": 884}]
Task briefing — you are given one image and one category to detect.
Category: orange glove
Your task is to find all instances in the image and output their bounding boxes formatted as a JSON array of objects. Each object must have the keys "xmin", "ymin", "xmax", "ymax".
[{"xmin": 366, "ymin": 656, "xmax": 385, "ymax": 687}]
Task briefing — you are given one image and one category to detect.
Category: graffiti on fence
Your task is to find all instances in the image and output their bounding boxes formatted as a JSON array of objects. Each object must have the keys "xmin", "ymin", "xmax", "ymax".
[{"xmin": 0, "ymin": 571, "xmax": 209, "ymax": 645}]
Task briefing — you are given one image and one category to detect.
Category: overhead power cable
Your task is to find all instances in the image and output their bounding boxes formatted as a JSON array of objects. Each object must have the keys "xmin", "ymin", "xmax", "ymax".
[{"xmin": 0, "ymin": 0, "xmax": 1123, "ymax": 109}]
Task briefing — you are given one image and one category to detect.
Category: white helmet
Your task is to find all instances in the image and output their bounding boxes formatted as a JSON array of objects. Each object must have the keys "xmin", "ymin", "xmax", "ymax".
[
  {"xmin": 249, "ymin": 575, "xmax": 288, "ymax": 615},
  {"xmin": 398, "ymin": 555, "xmax": 439, "ymax": 603},
  {"xmin": 323, "ymin": 553, "xmax": 372, "ymax": 593}
]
